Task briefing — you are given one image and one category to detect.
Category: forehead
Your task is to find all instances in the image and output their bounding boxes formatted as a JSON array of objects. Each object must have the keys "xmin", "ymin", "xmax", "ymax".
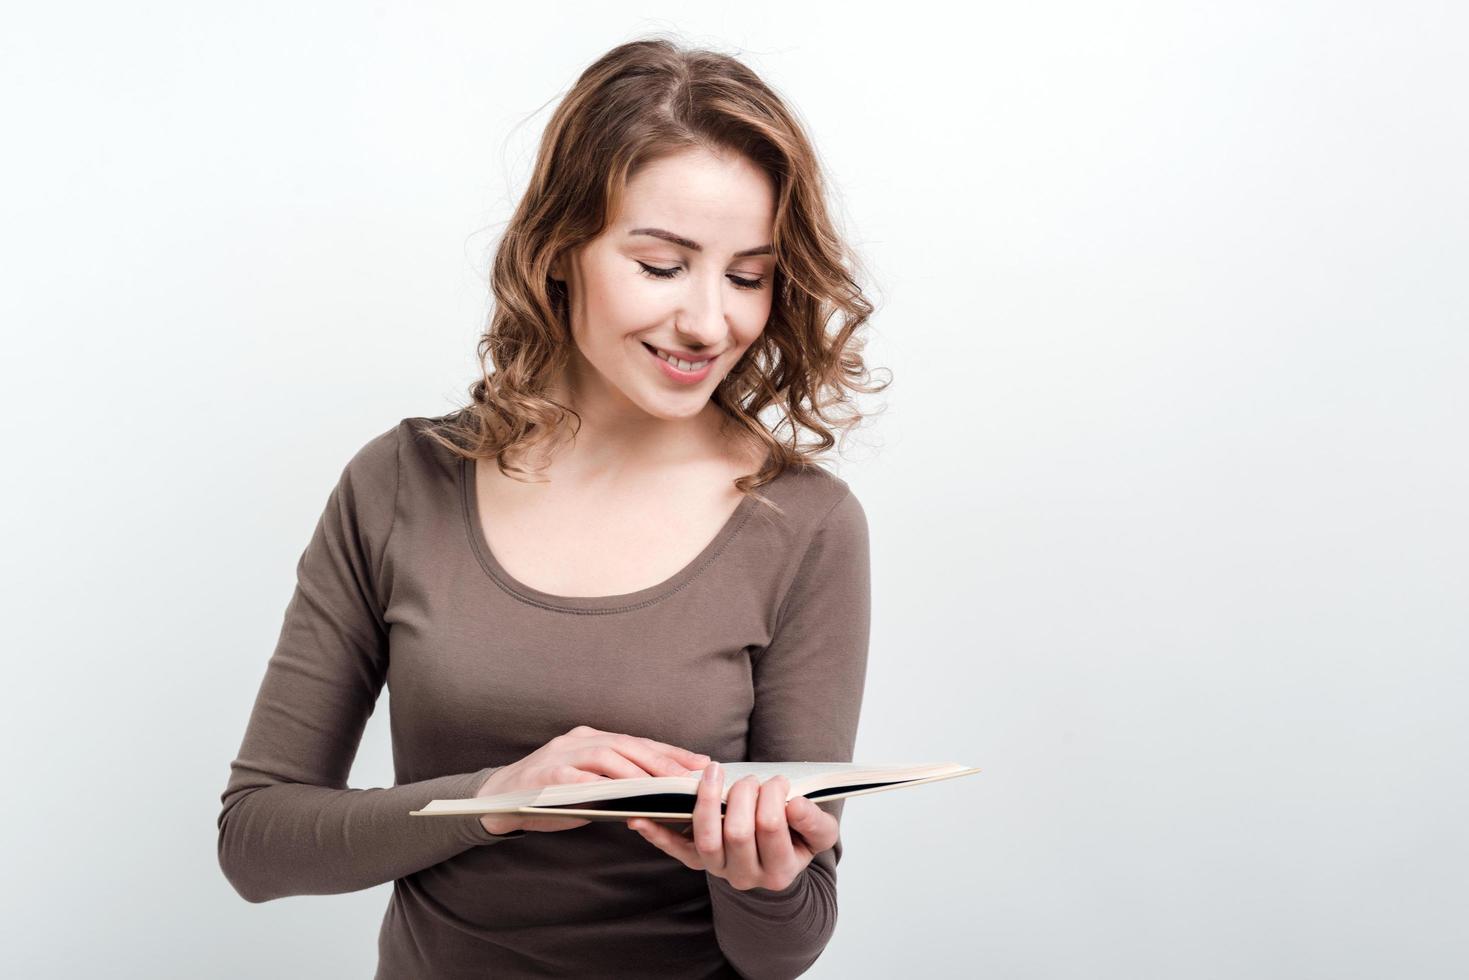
[{"xmin": 614, "ymin": 148, "xmax": 776, "ymax": 244}]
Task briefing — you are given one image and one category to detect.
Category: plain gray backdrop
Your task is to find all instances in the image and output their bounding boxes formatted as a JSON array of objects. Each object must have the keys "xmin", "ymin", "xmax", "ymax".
[{"xmin": 2, "ymin": 2, "xmax": 1464, "ymax": 977}]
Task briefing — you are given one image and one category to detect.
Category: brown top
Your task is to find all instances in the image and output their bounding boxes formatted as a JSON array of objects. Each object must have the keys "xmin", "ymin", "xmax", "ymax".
[{"xmin": 217, "ymin": 415, "xmax": 872, "ymax": 979}]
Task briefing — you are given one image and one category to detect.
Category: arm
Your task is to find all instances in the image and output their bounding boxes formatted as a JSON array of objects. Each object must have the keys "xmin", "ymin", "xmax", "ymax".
[
  {"xmin": 708, "ymin": 486, "xmax": 872, "ymax": 979},
  {"xmin": 217, "ymin": 425, "xmax": 522, "ymax": 905}
]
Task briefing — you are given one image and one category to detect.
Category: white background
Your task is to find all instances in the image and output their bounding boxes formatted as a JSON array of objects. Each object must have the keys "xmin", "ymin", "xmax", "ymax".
[{"xmin": 2, "ymin": 2, "xmax": 1465, "ymax": 977}]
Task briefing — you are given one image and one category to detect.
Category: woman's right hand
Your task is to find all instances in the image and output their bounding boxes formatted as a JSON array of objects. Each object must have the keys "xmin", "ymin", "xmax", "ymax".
[{"xmin": 475, "ymin": 725, "xmax": 711, "ymax": 836}]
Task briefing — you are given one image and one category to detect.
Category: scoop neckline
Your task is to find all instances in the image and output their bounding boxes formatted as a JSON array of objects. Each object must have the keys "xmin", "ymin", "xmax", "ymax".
[{"xmin": 459, "ymin": 455, "xmax": 760, "ymax": 614}]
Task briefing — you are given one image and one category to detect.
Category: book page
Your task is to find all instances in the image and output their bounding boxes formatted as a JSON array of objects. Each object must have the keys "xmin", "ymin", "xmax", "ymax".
[{"xmin": 411, "ymin": 761, "xmax": 973, "ymax": 816}]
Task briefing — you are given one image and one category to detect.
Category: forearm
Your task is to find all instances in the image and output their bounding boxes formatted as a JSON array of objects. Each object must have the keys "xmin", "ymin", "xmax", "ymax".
[{"xmin": 218, "ymin": 766, "xmax": 522, "ymax": 903}]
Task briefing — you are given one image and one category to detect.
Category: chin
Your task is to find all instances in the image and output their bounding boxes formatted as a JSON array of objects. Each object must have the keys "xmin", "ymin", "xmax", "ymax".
[{"xmin": 635, "ymin": 390, "xmax": 707, "ymax": 420}]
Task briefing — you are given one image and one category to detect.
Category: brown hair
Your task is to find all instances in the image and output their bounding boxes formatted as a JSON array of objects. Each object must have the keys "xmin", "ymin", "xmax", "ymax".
[{"xmin": 422, "ymin": 34, "xmax": 890, "ymax": 504}]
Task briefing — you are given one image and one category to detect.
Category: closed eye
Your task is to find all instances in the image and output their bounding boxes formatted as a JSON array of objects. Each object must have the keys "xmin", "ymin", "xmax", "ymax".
[{"xmin": 637, "ymin": 262, "xmax": 767, "ymax": 291}]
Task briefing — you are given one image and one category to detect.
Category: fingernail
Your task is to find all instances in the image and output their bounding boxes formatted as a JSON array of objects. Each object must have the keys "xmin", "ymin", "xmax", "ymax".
[{"xmin": 705, "ymin": 762, "xmax": 719, "ymax": 781}]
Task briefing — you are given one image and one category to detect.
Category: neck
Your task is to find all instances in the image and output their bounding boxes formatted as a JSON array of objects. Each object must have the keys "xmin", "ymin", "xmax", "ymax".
[{"xmin": 534, "ymin": 359, "xmax": 727, "ymax": 482}]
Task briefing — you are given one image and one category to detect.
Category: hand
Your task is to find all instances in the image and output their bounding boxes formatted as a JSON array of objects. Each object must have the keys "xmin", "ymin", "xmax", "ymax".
[
  {"xmin": 626, "ymin": 762, "xmax": 841, "ymax": 893},
  {"xmin": 475, "ymin": 725, "xmax": 710, "ymax": 836}
]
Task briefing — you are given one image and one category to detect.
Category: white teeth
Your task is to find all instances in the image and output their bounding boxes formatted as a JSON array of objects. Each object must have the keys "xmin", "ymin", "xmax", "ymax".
[{"xmin": 652, "ymin": 347, "xmax": 709, "ymax": 371}]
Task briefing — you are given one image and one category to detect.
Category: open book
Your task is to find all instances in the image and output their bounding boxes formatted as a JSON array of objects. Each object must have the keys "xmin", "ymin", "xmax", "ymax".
[{"xmin": 410, "ymin": 761, "xmax": 981, "ymax": 823}]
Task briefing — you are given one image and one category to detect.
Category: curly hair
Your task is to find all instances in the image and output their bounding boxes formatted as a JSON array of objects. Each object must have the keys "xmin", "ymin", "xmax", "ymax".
[{"xmin": 422, "ymin": 34, "xmax": 890, "ymax": 506}]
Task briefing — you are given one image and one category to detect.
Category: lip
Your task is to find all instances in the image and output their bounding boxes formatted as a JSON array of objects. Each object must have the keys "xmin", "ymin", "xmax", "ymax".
[{"xmin": 642, "ymin": 341, "xmax": 714, "ymax": 385}]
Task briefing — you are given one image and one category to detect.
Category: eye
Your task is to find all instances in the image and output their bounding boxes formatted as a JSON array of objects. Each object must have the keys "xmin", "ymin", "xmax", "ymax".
[
  {"xmin": 637, "ymin": 262, "xmax": 768, "ymax": 291},
  {"xmin": 637, "ymin": 262, "xmax": 681, "ymax": 281}
]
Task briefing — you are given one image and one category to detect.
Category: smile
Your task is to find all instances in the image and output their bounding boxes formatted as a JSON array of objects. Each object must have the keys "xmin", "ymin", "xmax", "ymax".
[{"xmin": 642, "ymin": 342, "xmax": 715, "ymax": 385}]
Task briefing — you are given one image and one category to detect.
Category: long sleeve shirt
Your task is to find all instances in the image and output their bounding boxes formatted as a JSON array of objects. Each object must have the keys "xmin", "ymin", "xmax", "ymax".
[{"xmin": 217, "ymin": 415, "xmax": 872, "ymax": 979}]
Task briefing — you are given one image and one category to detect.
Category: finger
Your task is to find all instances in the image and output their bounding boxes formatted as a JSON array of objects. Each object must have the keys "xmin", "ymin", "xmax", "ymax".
[
  {"xmin": 755, "ymin": 776, "xmax": 800, "ymax": 877},
  {"xmin": 545, "ymin": 764, "xmax": 617, "ymax": 787},
  {"xmin": 627, "ymin": 818, "xmax": 700, "ymax": 868},
  {"xmin": 565, "ymin": 727, "xmax": 709, "ymax": 776},
  {"xmin": 787, "ymin": 797, "xmax": 842, "ymax": 856},
  {"xmin": 567, "ymin": 768, "xmax": 610, "ymax": 783},
  {"xmin": 622, "ymin": 734, "xmax": 712, "ymax": 773},
  {"xmin": 573, "ymin": 746, "xmax": 672, "ymax": 781},
  {"xmin": 596, "ymin": 735, "xmax": 710, "ymax": 777},
  {"xmin": 692, "ymin": 761, "xmax": 726, "ymax": 873},
  {"xmin": 722, "ymin": 775, "xmax": 763, "ymax": 883}
]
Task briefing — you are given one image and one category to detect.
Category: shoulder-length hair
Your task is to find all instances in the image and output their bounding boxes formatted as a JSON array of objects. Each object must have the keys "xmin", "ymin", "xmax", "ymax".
[{"xmin": 422, "ymin": 35, "xmax": 890, "ymax": 502}]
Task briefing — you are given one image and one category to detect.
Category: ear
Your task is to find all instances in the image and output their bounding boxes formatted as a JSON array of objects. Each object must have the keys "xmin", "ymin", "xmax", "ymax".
[{"xmin": 549, "ymin": 254, "xmax": 566, "ymax": 283}]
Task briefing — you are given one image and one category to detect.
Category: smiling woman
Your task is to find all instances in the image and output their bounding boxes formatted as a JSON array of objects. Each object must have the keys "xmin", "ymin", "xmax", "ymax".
[
  {"xmin": 420, "ymin": 39, "xmax": 890, "ymax": 497},
  {"xmin": 218, "ymin": 32, "xmax": 889, "ymax": 980},
  {"xmin": 546, "ymin": 148, "xmax": 780, "ymax": 405}
]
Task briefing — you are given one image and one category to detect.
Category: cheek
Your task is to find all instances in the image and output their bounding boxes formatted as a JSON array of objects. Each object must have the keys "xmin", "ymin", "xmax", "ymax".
[
  {"xmin": 732, "ymin": 303, "xmax": 772, "ymax": 348},
  {"xmin": 581, "ymin": 270, "xmax": 668, "ymax": 334}
]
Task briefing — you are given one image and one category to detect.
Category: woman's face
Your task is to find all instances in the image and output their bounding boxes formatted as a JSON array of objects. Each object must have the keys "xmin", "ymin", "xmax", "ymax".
[{"xmin": 550, "ymin": 147, "xmax": 777, "ymax": 423}]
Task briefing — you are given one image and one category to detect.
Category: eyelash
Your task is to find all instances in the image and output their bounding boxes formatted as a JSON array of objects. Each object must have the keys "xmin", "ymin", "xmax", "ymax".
[{"xmin": 637, "ymin": 262, "xmax": 767, "ymax": 291}]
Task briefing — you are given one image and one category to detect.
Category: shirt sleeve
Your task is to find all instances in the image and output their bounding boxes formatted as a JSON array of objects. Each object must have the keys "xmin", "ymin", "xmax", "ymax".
[
  {"xmin": 707, "ymin": 485, "xmax": 872, "ymax": 979},
  {"xmin": 217, "ymin": 424, "xmax": 524, "ymax": 905}
]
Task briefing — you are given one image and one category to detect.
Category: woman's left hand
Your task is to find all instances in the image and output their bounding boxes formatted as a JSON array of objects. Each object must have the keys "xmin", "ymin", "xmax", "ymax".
[{"xmin": 627, "ymin": 762, "xmax": 840, "ymax": 893}]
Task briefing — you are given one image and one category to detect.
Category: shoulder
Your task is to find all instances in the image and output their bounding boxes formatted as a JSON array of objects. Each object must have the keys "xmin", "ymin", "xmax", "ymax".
[
  {"xmin": 761, "ymin": 461, "xmax": 864, "ymax": 530},
  {"xmin": 316, "ymin": 422, "xmax": 407, "ymax": 553},
  {"xmin": 798, "ymin": 467, "xmax": 866, "ymax": 553},
  {"xmin": 338, "ymin": 414, "xmax": 467, "ymax": 495},
  {"xmin": 762, "ymin": 465, "xmax": 870, "ymax": 624},
  {"xmin": 335, "ymin": 421, "xmax": 403, "ymax": 499},
  {"xmin": 340, "ymin": 414, "xmax": 469, "ymax": 485},
  {"xmin": 747, "ymin": 462, "xmax": 868, "ymax": 576}
]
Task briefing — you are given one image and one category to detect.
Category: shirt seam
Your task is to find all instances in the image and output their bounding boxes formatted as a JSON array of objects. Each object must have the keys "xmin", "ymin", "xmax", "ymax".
[
  {"xmin": 373, "ymin": 423, "xmax": 403, "ymax": 613},
  {"xmin": 387, "ymin": 422, "xmax": 403, "ymax": 558}
]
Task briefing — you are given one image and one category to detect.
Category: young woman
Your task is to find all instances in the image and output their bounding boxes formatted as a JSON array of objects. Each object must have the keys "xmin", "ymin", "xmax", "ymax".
[{"xmin": 219, "ymin": 36, "xmax": 888, "ymax": 978}]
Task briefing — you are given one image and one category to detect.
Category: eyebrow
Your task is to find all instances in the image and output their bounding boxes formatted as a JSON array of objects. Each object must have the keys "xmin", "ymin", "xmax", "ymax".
[{"xmin": 628, "ymin": 227, "xmax": 773, "ymax": 258}]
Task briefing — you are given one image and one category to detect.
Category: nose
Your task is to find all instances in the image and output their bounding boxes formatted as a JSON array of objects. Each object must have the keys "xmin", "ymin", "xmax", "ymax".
[{"xmin": 673, "ymin": 272, "xmax": 732, "ymax": 351}]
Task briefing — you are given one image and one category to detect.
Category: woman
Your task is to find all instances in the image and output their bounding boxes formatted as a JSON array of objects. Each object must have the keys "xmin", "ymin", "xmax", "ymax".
[{"xmin": 218, "ymin": 36, "xmax": 888, "ymax": 979}]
